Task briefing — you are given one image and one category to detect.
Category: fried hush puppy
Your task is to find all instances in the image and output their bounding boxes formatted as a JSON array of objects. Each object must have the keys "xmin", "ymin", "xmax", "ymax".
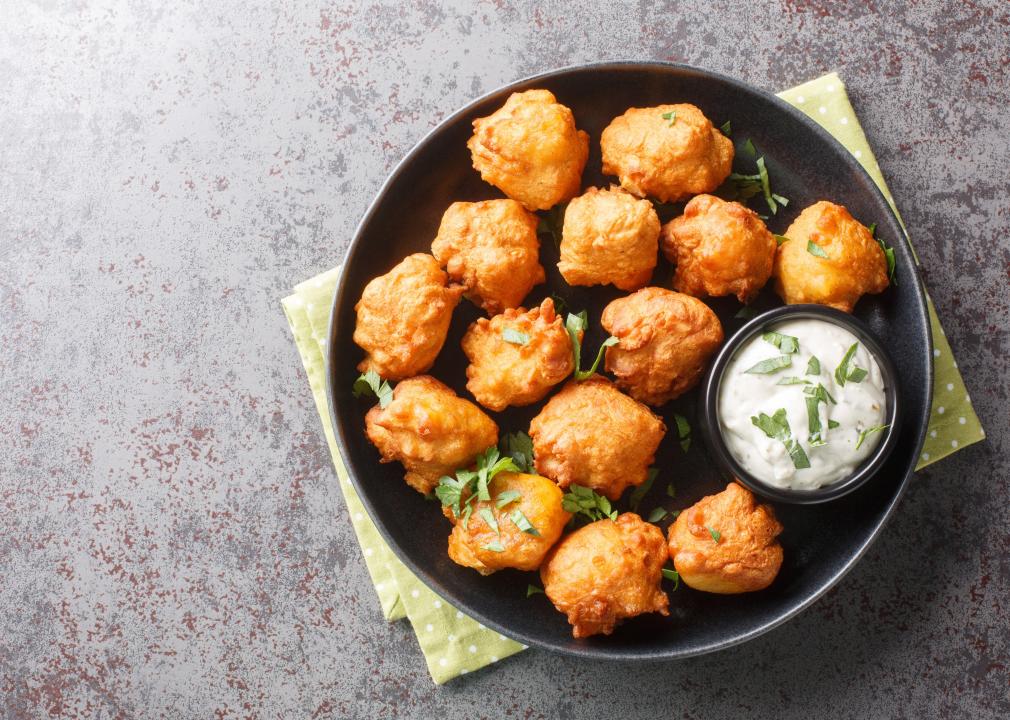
[
  {"xmin": 773, "ymin": 200, "xmax": 889, "ymax": 313},
  {"xmin": 431, "ymin": 199, "xmax": 546, "ymax": 315},
  {"xmin": 365, "ymin": 376, "xmax": 497, "ymax": 495},
  {"xmin": 467, "ymin": 89, "xmax": 589, "ymax": 211},
  {"xmin": 600, "ymin": 287, "xmax": 724, "ymax": 406},
  {"xmin": 461, "ymin": 298, "xmax": 574, "ymax": 411},
  {"xmin": 353, "ymin": 253, "xmax": 464, "ymax": 381},
  {"xmin": 447, "ymin": 472, "xmax": 571, "ymax": 575},
  {"xmin": 529, "ymin": 376, "xmax": 666, "ymax": 501},
  {"xmin": 558, "ymin": 186, "xmax": 660, "ymax": 291},
  {"xmin": 667, "ymin": 482, "xmax": 783, "ymax": 594},
  {"xmin": 600, "ymin": 103, "xmax": 733, "ymax": 203},
  {"xmin": 540, "ymin": 513, "xmax": 669, "ymax": 638},
  {"xmin": 660, "ymin": 194, "xmax": 777, "ymax": 304}
]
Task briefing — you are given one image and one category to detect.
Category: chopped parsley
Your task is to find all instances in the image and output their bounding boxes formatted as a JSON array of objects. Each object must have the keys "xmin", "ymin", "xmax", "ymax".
[
  {"xmin": 435, "ymin": 447, "xmax": 520, "ymax": 519},
  {"xmin": 482, "ymin": 540, "xmax": 505, "ymax": 553},
  {"xmin": 526, "ymin": 584, "xmax": 544, "ymax": 598},
  {"xmin": 762, "ymin": 331, "xmax": 800, "ymax": 354},
  {"xmin": 501, "ymin": 328, "xmax": 530, "ymax": 346},
  {"xmin": 828, "ymin": 419, "xmax": 841, "ymax": 429},
  {"xmin": 478, "ymin": 507, "xmax": 499, "ymax": 535},
  {"xmin": 834, "ymin": 343, "xmax": 868, "ymax": 386},
  {"xmin": 751, "ymin": 408, "xmax": 811, "ymax": 469},
  {"xmin": 352, "ymin": 370, "xmax": 394, "ymax": 408},
  {"xmin": 566, "ymin": 311, "xmax": 617, "ymax": 381},
  {"xmin": 707, "ymin": 526, "xmax": 722, "ymax": 543},
  {"xmin": 807, "ymin": 241, "xmax": 828, "ymax": 258},
  {"xmin": 735, "ymin": 305, "xmax": 757, "ymax": 319},
  {"xmin": 856, "ymin": 424, "xmax": 890, "ymax": 450},
  {"xmin": 661, "ymin": 568, "xmax": 681, "ymax": 590},
  {"xmin": 743, "ymin": 354, "xmax": 793, "ymax": 375},
  {"xmin": 774, "ymin": 234, "xmax": 790, "ymax": 246},
  {"xmin": 494, "ymin": 489, "xmax": 521, "ymax": 509},
  {"xmin": 742, "ymin": 138, "xmax": 756, "ymax": 157},
  {"xmin": 536, "ymin": 203, "xmax": 567, "ymax": 249},
  {"xmin": 666, "ymin": 483, "xmax": 677, "ymax": 498},
  {"xmin": 804, "ymin": 383, "xmax": 837, "ymax": 447},
  {"xmin": 628, "ymin": 467, "xmax": 657, "ymax": 512},
  {"xmin": 662, "ymin": 110, "xmax": 677, "ymax": 126},
  {"xmin": 869, "ymin": 221, "xmax": 897, "ymax": 285},
  {"xmin": 648, "ymin": 507, "xmax": 669, "ymax": 523},
  {"xmin": 806, "ymin": 356, "xmax": 821, "ymax": 376},
  {"xmin": 673, "ymin": 413, "xmax": 691, "ymax": 452},
  {"xmin": 499, "ymin": 431, "xmax": 535, "ymax": 473},
  {"xmin": 510, "ymin": 509, "xmax": 540, "ymax": 536},
  {"xmin": 562, "ymin": 484, "xmax": 617, "ymax": 523},
  {"xmin": 720, "ymin": 120, "xmax": 732, "ymax": 136}
]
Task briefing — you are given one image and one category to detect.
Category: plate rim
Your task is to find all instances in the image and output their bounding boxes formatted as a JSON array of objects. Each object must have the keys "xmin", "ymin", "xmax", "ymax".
[{"xmin": 324, "ymin": 60, "xmax": 934, "ymax": 660}]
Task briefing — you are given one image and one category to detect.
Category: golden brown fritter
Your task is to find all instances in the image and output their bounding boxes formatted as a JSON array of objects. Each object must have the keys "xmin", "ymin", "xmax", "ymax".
[
  {"xmin": 667, "ymin": 482, "xmax": 783, "ymax": 594},
  {"xmin": 600, "ymin": 287, "xmax": 724, "ymax": 406},
  {"xmin": 773, "ymin": 200, "xmax": 889, "ymax": 313},
  {"xmin": 353, "ymin": 253, "xmax": 464, "ymax": 381},
  {"xmin": 431, "ymin": 199, "xmax": 546, "ymax": 315},
  {"xmin": 660, "ymin": 194, "xmax": 777, "ymax": 304},
  {"xmin": 364, "ymin": 376, "xmax": 498, "ymax": 495},
  {"xmin": 529, "ymin": 376, "xmax": 666, "ymax": 501},
  {"xmin": 600, "ymin": 103, "xmax": 733, "ymax": 203},
  {"xmin": 467, "ymin": 89, "xmax": 589, "ymax": 211},
  {"xmin": 540, "ymin": 513, "xmax": 669, "ymax": 638},
  {"xmin": 461, "ymin": 298, "xmax": 575, "ymax": 411},
  {"xmin": 558, "ymin": 186, "xmax": 660, "ymax": 291},
  {"xmin": 447, "ymin": 472, "xmax": 571, "ymax": 575}
]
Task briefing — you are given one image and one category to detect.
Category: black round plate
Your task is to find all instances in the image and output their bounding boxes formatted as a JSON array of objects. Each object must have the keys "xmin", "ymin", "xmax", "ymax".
[{"xmin": 325, "ymin": 62, "xmax": 933, "ymax": 660}]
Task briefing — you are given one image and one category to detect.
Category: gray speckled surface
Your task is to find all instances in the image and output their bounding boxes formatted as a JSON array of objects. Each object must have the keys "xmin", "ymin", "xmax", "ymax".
[{"xmin": 1, "ymin": 1, "xmax": 1007, "ymax": 717}]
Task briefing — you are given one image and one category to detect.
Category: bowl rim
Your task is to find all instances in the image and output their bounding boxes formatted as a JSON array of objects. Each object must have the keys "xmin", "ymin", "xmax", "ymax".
[
  {"xmin": 323, "ymin": 60, "xmax": 934, "ymax": 660},
  {"xmin": 699, "ymin": 304, "xmax": 903, "ymax": 504}
]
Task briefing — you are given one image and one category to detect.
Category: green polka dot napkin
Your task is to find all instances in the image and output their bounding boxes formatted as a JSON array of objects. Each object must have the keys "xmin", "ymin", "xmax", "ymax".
[{"xmin": 281, "ymin": 72, "xmax": 984, "ymax": 684}]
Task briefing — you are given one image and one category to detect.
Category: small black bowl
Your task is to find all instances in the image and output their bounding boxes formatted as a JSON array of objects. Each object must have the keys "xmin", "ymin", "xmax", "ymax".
[{"xmin": 699, "ymin": 304, "xmax": 902, "ymax": 504}]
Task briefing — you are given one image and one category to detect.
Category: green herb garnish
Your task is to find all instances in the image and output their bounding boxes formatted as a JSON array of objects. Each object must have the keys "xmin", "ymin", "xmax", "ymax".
[
  {"xmin": 536, "ymin": 203, "xmax": 566, "ymax": 249},
  {"xmin": 352, "ymin": 370, "xmax": 394, "ymax": 408},
  {"xmin": 478, "ymin": 507, "xmax": 499, "ymax": 535},
  {"xmin": 774, "ymin": 234, "xmax": 789, "ymax": 246},
  {"xmin": 743, "ymin": 354, "xmax": 793, "ymax": 375},
  {"xmin": 661, "ymin": 110, "xmax": 677, "ymax": 126},
  {"xmin": 803, "ymin": 383, "xmax": 837, "ymax": 405},
  {"xmin": 526, "ymin": 584, "xmax": 544, "ymax": 597},
  {"xmin": 755, "ymin": 156, "xmax": 788, "ymax": 214},
  {"xmin": 673, "ymin": 413, "xmax": 691, "ymax": 452},
  {"xmin": 720, "ymin": 120, "xmax": 732, "ymax": 136},
  {"xmin": 666, "ymin": 483, "xmax": 676, "ymax": 498},
  {"xmin": 482, "ymin": 540, "xmax": 505, "ymax": 553},
  {"xmin": 562, "ymin": 484, "xmax": 617, "ymax": 523},
  {"xmin": 807, "ymin": 241, "xmax": 828, "ymax": 258},
  {"xmin": 734, "ymin": 305, "xmax": 757, "ymax": 319},
  {"xmin": 762, "ymin": 331, "xmax": 800, "ymax": 354},
  {"xmin": 499, "ymin": 431, "xmax": 535, "ymax": 474},
  {"xmin": 828, "ymin": 419, "xmax": 840, "ymax": 429},
  {"xmin": 868, "ymin": 222, "xmax": 897, "ymax": 285},
  {"xmin": 628, "ymin": 467, "xmax": 657, "ymax": 512},
  {"xmin": 566, "ymin": 311, "xmax": 617, "ymax": 381},
  {"xmin": 707, "ymin": 526, "xmax": 722, "ymax": 543},
  {"xmin": 855, "ymin": 424, "xmax": 890, "ymax": 450},
  {"xmin": 502, "ymin": 328, "xmax": 530, "ymax": 346},
  {"xmin": 834, "ymin": 343, "xmax": 868, "ymax": 386},
  {"xmin": 510, "ymin": 509, "xmax": 540, "ymax": 536},
  {"xmin": 742, "ymin": 138, "xmax": 756, "ymax": 157},
  {"xmin": 494, "ymin": 490, "xmax": 521, "ymax": 509},
  {"xmin": 648, "ymin": 507, "xmax": 669, "ymax": 523},
  {"xmin": 575, "ymin": 336, "xmax": 618, "ymax": 381},
  {"xmin": 661, "ymin": 568, "xmax": 681, "ymax": 590},
  {"xmin": 751, "ymin": 408, "xmax": 811, "ymax": 469},
  {"xmin": 435, "ymin": 447, "xmax": 521, "ymax": 518},
  {"xmin": 806, "ymin": 356, "xmax": 821, "ymax": 375}
]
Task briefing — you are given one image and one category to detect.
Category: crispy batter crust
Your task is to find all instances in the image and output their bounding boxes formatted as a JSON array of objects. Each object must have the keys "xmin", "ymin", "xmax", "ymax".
[
  {"xmin": 541, "ymin": 513, "xmax": 669, "ymax": 638},
  {"xmin": 667, "ymin": 482, "xmax": 784, "ymax": 594},
  {"xmin": 364, "ymin": 376, "xmax": 497, "ymax": 494},
  {"xmin": 601, "ymin": 287, "xmax": 723, "ymax": 405}
]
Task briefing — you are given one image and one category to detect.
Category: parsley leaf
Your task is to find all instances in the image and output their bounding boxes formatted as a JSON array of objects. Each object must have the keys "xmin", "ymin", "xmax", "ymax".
[
  {"xmin": 755, "ymin": 156, "xmax": 787, "ymax": 214},
  {"xmin": 661, "ymin": 110, "xmax": 677, "ymax": 126},
  {"xmin": 536, "ymin": 203, "xmax": 567, "ymax": 249},
  {"xmin": 720, "ymin": 120, "xmax": 732, "ymax": 136},
  {"xmin": 628, "ymin": 467, "xmax": 657, "ymax": 512},
  {"xmin": 806, "ymin": 356, "xmax": 821, "ymax": 376},
  {"xmin": 647, "ymin": 507, "xmax": 669, "ymax": 523},
  {"xmin": 742, "ymin": 138, "xmax": 756, "ymax": 157},
  {"xmin": 774, "ymin": 234, "xmax": 790, "ymax": 246},
  {"xmin": 734, "ymin": 305, "xmax": 757, "ymax": 319},
  {"xmin": 807, "ymin": 241, "xmax": 828, "ymax": 258},
  {"xmin": 856, "ymin": 424, "xmax": 890, "ymax": 450},
  {"xmin": 494, "ymin": 490, "xmax": 521, "ymax": 509},
  {"xmin": 351, "ymin": 370, "xmax": 394, "ymax": 408},
  {"xmin": 743, "ymin": 354, "xmax": 793, "ymax": 375},
  {"xmin": 482, "ymin": 540, "xmax": 505, "ymax": 553},
  {"xmin": 869, "ymin": 222, "xmax": 897, "ymax": 285},
  {"xmin": 828, "ymin": 419, "xmax": 840, "ymax": 429},
  {"xmin": 707, "ymin": 526, "xmax": 722, "ymax": 543},
  {"xmin": 500, "ymin": 431, "xmax": 535, "ymax": 474},
  {"xmin": 502, "ymin": 328, "xmax": 530, "ymax": 346},
  {"xmin": 834, "ymin": 343, "xmax": 868, "ymax": 386},
  {"xmin": 751, "ymin": 408, "xmax": 811, "ymax": 469},
  {"xmin": 562, "ymin": 484, "xmax": 617, "ymax": 523},
  {"xmin": 673, "ymin": 413, "xmax": 691, "ymax": 452},
  {"xmin": 510, "ymin": 508, "xmax": 540, "ymax": 536},
  {"xmin": 762, "ymin": 331, "xmax": 800, "ymax": 354},
  {"xmin": 435, "ymin": 446, "xmax": 520, "ymax": 518},
  {"xmin": 566, "ymin": 311, "xmax": 617, "ymax": 381},
  {"xmin": 661, "ymin": 567, "xmax": 680, "ymax": 590},
  {"xmin": 526, "ymin": 584, "xmax": 544, "ymax": 598},
  {"xmin": 575, "ymin": 336, "xmax": 618, "ymax": 381}
]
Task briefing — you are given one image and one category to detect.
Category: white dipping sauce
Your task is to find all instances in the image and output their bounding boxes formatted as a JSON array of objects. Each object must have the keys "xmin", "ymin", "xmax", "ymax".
[{"xmin": 718, "ymin": 318, "xmax": 887, "ymax": 490}]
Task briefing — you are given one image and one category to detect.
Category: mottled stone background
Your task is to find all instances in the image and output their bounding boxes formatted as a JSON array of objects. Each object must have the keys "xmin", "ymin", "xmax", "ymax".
[{"xmin": 1, "ymin": 0, "xmax": 1007, "ymax": 718}]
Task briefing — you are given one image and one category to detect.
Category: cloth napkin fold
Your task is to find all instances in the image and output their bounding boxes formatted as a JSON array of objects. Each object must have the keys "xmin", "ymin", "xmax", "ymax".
[{"xmin": 281, "ymin": 72, "xmax": 984, "ymax": 684}]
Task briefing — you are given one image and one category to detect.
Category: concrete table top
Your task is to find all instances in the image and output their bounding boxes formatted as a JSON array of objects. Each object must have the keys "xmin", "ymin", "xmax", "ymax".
[{"xmin": 1, "ymin": 1, "xmax": 1007, "ymax": 717}]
